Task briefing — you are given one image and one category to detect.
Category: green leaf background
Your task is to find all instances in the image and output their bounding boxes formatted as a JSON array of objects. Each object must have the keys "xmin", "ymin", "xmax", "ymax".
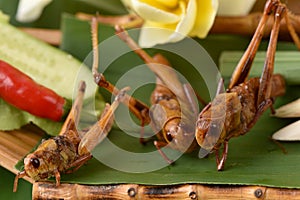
[{"xmin": 1, "ymin": 0, "xmax": 300, "ymax": 199}]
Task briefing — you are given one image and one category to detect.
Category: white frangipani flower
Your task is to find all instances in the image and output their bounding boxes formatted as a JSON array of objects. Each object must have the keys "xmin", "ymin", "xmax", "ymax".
[
  {"xmin": 16, "ymin": 0, "xmax": 53, "ymax": 23},
  {"xmin": 121, "ymin": 0, "xmax": 219, "ymax": 47}
]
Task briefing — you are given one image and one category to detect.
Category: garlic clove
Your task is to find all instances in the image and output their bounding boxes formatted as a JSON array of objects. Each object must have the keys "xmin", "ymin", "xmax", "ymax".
[
  {"xmin": 272, "ymin": 120, "xmax": 300, "ymax": 141},
  {"xmin": 274, "ymin": 98, "xmax": 300, "ymax": 118}
]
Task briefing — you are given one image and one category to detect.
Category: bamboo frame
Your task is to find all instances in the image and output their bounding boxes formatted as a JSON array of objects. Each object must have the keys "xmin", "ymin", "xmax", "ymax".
[{"xmin": 32, "ymin": 182, "xmax": 300, "ymax": 200}]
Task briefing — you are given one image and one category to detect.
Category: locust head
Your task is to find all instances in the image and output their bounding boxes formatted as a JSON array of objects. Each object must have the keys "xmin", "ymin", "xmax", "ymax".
[
  {"xmin": 23, "ymin": 152, "xmax": 52, "ymax": 181},
  {"xmin": 196, "ymin": 93, "xmax": 242, "ymax": 156},
  {"xmin": 14, "ymin": 138, "xmax": 66, "ymax": 192},
  {"xmin": 14, "ymin": 150, "xmax": 53, "ymax": 192},
  {"xmin": 150, "ymin": 99, "xmax": 198, "ymax": 153},
  {"xmin": 196, "ymin": 115, "xmax": 226, "ymax": 155},
  {"xmin": 163, "ymin": 117, "xmax": 198, "ymax": 153}
]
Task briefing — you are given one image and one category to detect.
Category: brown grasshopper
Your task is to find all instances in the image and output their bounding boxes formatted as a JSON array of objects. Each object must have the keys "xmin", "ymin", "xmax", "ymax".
[
  {"xmin": 90, "ymin": 18, "xmax": 201, "ymax": 163},
  {"xmin": 13, "ymin": 81, "xmax": 129, "ymax": 192},
  {"xmin": 196, "ymin": 0, "xmax": 300, "ymax": 170}
]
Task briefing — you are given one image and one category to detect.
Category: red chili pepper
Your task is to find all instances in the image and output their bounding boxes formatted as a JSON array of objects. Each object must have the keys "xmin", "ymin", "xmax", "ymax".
[{"xmin": 0, "ymin": 60, "xmax": 70, "ymax": 121}]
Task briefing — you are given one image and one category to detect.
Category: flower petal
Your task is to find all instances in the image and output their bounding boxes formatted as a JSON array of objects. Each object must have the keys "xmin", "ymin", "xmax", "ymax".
[
  {"xmin": 16, "ymin": 0, "xmax": 53, "ymax": 23},
  {"xmin": 169, "ymin": 0, "xmax": 197, "ymax": 42},
  {"xmin": 138, "ymin": 21, "xmax": 177, "ymax": 47},
  {"xmin": 132, "ymin": 0, "xmax": 181, "ymax": 23},
  {"xmin": 138, "ymin": 1, "xmax": 197, "ymax": 47},
  {"xmin": 120, "ymin": 0, "xmax": 134, "ymax": 11},
  {"xmin": 155, "ymin": 0, "xmax": 179, "ymax": 9},
  {"xmin": 189, "ymin": 0, "xmax": 218, "ymax": 38}
]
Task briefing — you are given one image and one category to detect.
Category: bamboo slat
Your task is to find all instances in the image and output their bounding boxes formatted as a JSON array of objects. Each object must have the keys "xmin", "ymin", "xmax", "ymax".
[
  {"xmin": 20, "ymin": 28, "xmax": 61, "ymax": 46},
  {"xmin": 210, "ymin": 12, "xmax": 300, "ymax": 41},
  {"xmin": 32, "ymin": 182, "xmax": 300, "ymax": 200}
]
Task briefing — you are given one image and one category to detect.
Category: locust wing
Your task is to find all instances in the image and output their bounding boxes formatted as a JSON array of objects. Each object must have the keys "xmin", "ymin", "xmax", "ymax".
[{"xmin": 78, "ymin": 87, "xmax": 128, "ymax": 155}]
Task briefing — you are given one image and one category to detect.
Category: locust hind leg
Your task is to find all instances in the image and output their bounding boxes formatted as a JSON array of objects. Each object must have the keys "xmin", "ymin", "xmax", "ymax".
[
  {"xmin": 258, "ymin": 2, "xmax": 300, "ymax": 107},
  {"xmin": 90, "ymin": 17, "xmax": 150, "ymax": 144},
  {"xmin": 228, "ymin": 0, "xmax": 279, "ymax": 89},
  {"xmin": 257, "ymin": 4, "xmax": 285, "ymax": 108},
  {"xmin": 115, "ymin": 26, "xmax": 192, "ymax": 110},
  {"xmin": 78, "ymin": 87, "xmax": 130, "ymax": 155},
  {"xmin": 59, "ymin": 81, "xmax": 86, "ymax": 136}
]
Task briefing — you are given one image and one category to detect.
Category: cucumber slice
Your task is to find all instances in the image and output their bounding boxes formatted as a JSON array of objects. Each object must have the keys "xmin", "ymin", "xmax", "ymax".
[
  {"xmin": 0, "ymin": 11, "xmax": 96, "ymax": 100},
  {"xmin": 0, "ymin": 11, "xmax": 100, "ymax": 134}
]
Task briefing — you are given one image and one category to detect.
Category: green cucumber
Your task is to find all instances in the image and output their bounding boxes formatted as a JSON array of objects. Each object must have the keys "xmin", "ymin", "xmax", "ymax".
[
  {"xmin": 0, "ymin": 12, "xmax": 101, "ymax": 134},
  {"xmin": 0, "ymin": 11, "xmax": 96, "ymax": 100},
  {"xmin": 219, "ymin": 51, "xmax": 300, "ymax": 85}
]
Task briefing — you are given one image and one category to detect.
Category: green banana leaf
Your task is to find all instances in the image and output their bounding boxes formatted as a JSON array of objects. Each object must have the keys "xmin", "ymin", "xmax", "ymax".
[
  {"xmin": 25, "ymin": 15, "xmax": 300, "ymax": 188},
  {"xmin": 0, "ymin": 167, "xmax": 31, "ymax": 200},
  {"xmin": 1, "ymin": 0, "xmax": 300, "ymax": 199}
]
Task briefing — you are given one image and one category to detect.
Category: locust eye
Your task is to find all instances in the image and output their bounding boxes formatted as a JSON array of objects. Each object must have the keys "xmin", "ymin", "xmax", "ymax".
[
  {"xmin": 30, "ymin": 158, "xmax": 40, "ymax": 168},
  {"xmin": 166, "ymin": 132, "xmax": 173, "ymax": 142}
]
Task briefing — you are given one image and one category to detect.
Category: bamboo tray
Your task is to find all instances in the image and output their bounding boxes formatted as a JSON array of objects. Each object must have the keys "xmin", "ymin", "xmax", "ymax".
[{"xmin": 1, "ymin": 125, "xmax": 300, "ymax": 200}]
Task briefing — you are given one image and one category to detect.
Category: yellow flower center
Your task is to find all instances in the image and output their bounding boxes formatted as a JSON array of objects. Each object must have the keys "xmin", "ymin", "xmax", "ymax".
[
  {"xmin": 140, "ymin": 0, "xmax": 181, "ymax": 11},
  {"xmin": 154, "ymin": 0, "xmax": 178, "ymax": 9}
]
